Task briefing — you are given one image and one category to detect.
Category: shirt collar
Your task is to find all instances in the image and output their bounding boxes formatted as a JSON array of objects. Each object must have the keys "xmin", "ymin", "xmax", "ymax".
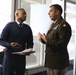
[
  {"xmin": 15, "ymin": 20, "xmax": 23, "ymax": 25},
  {"xmin": 53, "ymin": 17, "xmax": 63, "ymax": 25}
]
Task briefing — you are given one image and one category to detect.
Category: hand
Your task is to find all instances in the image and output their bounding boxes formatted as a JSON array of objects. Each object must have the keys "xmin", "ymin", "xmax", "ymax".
[
  {"xmin": 3, "ymin": 48, "xmax": 6, "ymax": 52},
  {"xmin": 38, "ymin": 32, "xmax": 43, "ymax": 41},
  {"xmin": 0, "ymin": 45, "xmax": 6, "ymax": 52},
  {"xmin": 23, "ymin": 51, "xmax": 35, "ymax": 55},
  {"xmin": 38, "ymin": 32, "xmax": 47, "ymax": 43},
  {"xmin": 11, "ymin": 42, "xmax": 21, "ymax": 48}
]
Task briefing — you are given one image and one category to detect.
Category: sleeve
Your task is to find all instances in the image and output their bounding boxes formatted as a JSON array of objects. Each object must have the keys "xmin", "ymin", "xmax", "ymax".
[
  {"xmin": 26, "ymin": 26, "xmax": 34, "ymax": 49},
  {"xmin": 0, "ymin": 23, "xmax": 11, "ymax": 48},
  {"xmin": 46, "ymin": 23, "xmax": 72, "ymax": 49},
  {"xmin": 41, "ymin": 39, "xmax": 46, "ymax": 44}
]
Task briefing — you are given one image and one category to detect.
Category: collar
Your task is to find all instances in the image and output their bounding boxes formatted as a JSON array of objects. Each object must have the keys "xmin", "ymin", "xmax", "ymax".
[
  {"xmin": 54, "ymin": 17, "xmax": 63, "ymax": 25},
  {"xmin": 15, "ymin": 20, "xmax": 24, "ymax": 28},
  {"xmin": 15, "ymin": 20, "xmax": 24, "ymax": 25}
]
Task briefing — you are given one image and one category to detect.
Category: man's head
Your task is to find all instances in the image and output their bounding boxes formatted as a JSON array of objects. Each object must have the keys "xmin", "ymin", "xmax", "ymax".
[
  {"xmin": 15, "ymin": 8, "xmax": 27, "ymax": 23},
  {"xmin": 48, "ymin": 4, "xmax": 63, "ymax": 21}
]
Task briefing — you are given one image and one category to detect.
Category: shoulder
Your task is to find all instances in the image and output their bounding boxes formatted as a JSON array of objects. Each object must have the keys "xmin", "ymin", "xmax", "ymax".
[
  {"xmin": 59, "ymin": 19, "xmax": 71, "ymax": 29},
  {"xmin": 63, "ymin": 21, "xmax": 71, "ymax": 30},
  {"xmin": 6, "ymin": 22, "xmax": 16, "ymax": 26},
  {"xmin": 24, "ymin": 23, "xmax": 30, "ymax": 27},
  {"xmin": 23, "ymin": 24, "xmax": 32, "ymax": 29},
  {"xmin": 8, "ymin": 21, "xmax": 17, "ymax": 25},
  {"xmin": 3, "ymin": 22, "xmax": 17, "ymax": 30}
]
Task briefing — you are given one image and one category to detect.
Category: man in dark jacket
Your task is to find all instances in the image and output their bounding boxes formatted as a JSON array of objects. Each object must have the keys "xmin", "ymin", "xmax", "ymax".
[
  {"xmin": 0, "ymin": 8, "xmax": 33, "ymax": 75},
  {"xmin": 38, "ymin": 4, "xmax": 72, "ymax": 75}
]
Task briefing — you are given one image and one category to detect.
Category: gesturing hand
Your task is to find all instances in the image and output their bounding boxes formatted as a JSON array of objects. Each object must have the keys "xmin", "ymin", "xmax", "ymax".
[{"xmin": 38, "ymin": 32, "xmax": 47, "ymax": 43}]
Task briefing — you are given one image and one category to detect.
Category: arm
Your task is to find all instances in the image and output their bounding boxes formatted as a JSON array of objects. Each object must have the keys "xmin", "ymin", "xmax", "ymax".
[
  {"xmin": 26, "ymin": 26, "xmax": 34, "ymax": 49},
  {"xmin": 0, "ymin": 23, "xmax": 11, "ymax": 48},
  {"xmin": 0, "ymin": 23, "xmax": 21, "ymax": 51},
  {"xmin": 38, "ymin": 32, "xmax": 47, "ymax": 44}
]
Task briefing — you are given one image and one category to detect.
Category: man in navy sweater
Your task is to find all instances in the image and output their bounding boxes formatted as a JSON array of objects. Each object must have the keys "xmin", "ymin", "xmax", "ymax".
[{"xmin": 0, "ymin": 8, "xmax": 33, "ymax": 75}]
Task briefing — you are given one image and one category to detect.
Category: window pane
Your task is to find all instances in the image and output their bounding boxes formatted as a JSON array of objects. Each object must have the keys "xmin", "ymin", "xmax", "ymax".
[
  {"xmin": 65, "ymin": 1, "xmax": 76, "ymax": 74},
  {"xmin": 21, "ymin": 0, "xmax": 44, "ymax": 25},
  {"xmin": 0, "ymin": 0, "xmax": 12, "ymax": 34},
  {"xmin": 66, "ymin": 1, "xmax": 76, "ymax": 60},
  {"xmin": 21, "ymin": 0, "xmax": 45, "ymax": 69}
]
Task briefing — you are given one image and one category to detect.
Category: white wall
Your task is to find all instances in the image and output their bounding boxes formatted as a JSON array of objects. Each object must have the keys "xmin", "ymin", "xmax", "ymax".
[{"xmin": 30, "ymin": 4, "xmax": 51, "ymax": 36}]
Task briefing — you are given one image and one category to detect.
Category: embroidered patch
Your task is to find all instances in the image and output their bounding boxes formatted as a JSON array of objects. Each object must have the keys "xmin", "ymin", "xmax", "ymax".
[
  {"xmin": 53, "ymin": 25, "xmax": 58, "ymax": 30},
  {"xmin": 63, "ymin": 24, "xmax": 66, "ymax": 27}
]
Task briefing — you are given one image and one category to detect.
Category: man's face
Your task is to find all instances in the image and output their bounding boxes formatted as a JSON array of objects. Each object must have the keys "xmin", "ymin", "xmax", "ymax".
[
  {"xmin": 17, "ymin": 10, "xmax": 27, "ymax": 22},
  {"xmin": 48, "ymin": 6, "xmax": 58, "ymax": 21}
]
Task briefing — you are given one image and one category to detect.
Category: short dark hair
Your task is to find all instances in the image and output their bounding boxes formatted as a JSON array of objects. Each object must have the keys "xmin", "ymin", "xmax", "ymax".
[{"xmin": 50, "ymin": 4, "xmax": 63, "ymax": 15}]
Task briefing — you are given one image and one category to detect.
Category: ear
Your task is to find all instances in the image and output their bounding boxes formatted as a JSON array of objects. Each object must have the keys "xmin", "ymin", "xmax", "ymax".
[
  {"xmin": 16, "ymin": 13, "xmax": 18, "ymax": 16},
  {"xmin": 56, "ymin": 10, "xmax": 59, "ymax": 15}
]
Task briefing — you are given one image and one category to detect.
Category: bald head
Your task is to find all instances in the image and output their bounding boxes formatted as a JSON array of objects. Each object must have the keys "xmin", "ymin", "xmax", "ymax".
[
  {"xmin": 15, "ymin": 8, "xmax": 27, "ymax": 23},
  {"xmin": 15, "ymin": 8, "xmax": 26, "ymax": 16}
]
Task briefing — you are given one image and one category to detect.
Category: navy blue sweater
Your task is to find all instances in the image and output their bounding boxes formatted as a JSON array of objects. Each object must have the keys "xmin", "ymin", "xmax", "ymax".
[{"xmin": 0, "ymin": 21, "xmax": 33, "ymax": 63}]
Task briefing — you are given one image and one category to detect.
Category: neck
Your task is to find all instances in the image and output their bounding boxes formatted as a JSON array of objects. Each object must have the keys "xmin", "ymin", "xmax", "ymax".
[
  {"xmin": 16, "ymin": 18, "xmax": 23, "ymax": 24},
  {"xmin": 54, "ymin": 16, "xmax": 61, "ymax": 23}
]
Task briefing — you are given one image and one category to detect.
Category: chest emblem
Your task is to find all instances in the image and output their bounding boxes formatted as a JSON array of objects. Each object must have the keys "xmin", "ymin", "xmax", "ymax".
[
  {"xmin": 62, "ymin": 24, "xmax": 66, "ymax": 27},
  {"xmin": 53, "ymin": 25, "xmax": 58, "ymax": 30}
]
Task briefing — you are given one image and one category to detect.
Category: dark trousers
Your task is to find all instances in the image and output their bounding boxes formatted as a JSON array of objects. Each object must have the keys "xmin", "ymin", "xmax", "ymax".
[{"xmin": 3, "ymin": 62, "xmax": 25, "ymax": 75}]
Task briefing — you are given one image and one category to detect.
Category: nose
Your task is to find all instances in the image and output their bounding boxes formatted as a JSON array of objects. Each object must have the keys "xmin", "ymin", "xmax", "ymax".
[{"xmin": 48, "ymin": 11, "xmax": 50, "ymax": 15}]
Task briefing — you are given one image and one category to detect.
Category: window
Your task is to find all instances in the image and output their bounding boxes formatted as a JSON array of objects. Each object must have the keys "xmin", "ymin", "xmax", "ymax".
[
  {"xmin": 0, "ymin": 0, "xmax": 13, "ymax": 34},
  {"xmin": 65, "ymin": 0, "xmax": 76, "ymax": 61},
  {"xmin": 19, "ymin": 0, "xmax": 76, "ymax": 75},
  {"xmin": 21, "ymin": 0, "xmax": 76, "ymax": 73},
  {"xmin": 65, "ymin": 0, "xmax": 76, "ymax": 74},
  {"xmin": 21, "ymin": 0, "xmax": 46, "ymax": 25},
  {"xmin": 21, "ymin": 0, "xmax": 46, "ymax": 69}
]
